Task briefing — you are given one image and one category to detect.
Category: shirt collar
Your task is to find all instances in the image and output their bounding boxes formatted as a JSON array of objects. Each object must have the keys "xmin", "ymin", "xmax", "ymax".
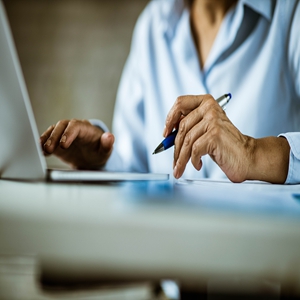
[
  {"xmin": 162, "ymin": 0, "xmax": 274, "ymax": 38},
  {"xmin": 161, "ymin": 0, "xmax": 185, "ymax": 39},
  {"xmin": 239, "ymin": 0, "xmax": 274, "ymax": 21}
]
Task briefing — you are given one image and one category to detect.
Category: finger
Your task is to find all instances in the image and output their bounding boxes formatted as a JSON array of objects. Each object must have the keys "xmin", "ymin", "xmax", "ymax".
[
  {"xmin": 58, "ymin": 119, "xmax": 87, "ymax": 149},
  {"xmin": 40, "ymin": 124, "xmax": 55, "ymax": 147},
  {"xmin": 59, "ymin": 119, "xmax": 109, "ymax": 150},
  {"xmin": 173, "ymin": 106, "xmax": 209, "ymax": 163},
  {"xmin": 164, "ymin": 94, "xmax": 212, "ymax": 137},
  {"xmin": 174, "ymin": 133, "xmax": 210, "ymax": 179},
  {"xmin": 43, "ymin": 120, "xmax": 69, "ymax": 154},
  {"xmin": 175, "ymin": 99, "xmax": 228, "ymax": 171},
  {"xmin": 173, "ymin": 122, "xmax": 206, "ymax": 179},
  {"xmin": 190, "ymin": 133, "xmax": 212, "ymax": 171}
]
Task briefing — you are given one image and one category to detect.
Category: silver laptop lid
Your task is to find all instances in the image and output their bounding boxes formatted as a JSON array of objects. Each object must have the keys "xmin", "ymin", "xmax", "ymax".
[{"xmin": 0, "ymin": 0, "xmax": 47, "ymax": 180}]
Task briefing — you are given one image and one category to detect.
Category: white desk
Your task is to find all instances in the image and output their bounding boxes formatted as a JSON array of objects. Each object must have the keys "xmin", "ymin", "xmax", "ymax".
[{"xmin": 1, "ymin": 179, "xmax": 300, "ymax": 296}]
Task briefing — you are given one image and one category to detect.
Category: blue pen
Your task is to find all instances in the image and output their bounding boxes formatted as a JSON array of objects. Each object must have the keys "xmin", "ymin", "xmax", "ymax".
[{"xmin": 152, "ymin": 93, "xmax": 231, "ymax": 154}]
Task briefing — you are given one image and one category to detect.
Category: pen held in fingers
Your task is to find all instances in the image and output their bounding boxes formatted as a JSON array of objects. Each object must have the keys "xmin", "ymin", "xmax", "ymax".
[
  {"xmin": 152, "ymin": 129, "xmax": 178, "ymax": 154},
  {"xmin": 217, "ymin": 93, "xmax": 231, "ymax": 108},
  {"xmin": 152, "ymin": 93, "xmax": 231, "ymax": 155}
]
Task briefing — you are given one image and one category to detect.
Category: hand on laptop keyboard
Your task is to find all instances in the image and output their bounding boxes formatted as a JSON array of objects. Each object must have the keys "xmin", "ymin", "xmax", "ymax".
[{"xmin": 40, "ymin": 119, "xmax": 114, "ymax": 169}]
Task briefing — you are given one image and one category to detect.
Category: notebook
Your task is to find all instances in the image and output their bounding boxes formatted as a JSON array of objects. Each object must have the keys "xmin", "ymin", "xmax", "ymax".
[{"xmin": 0, "ymin": 1, "xmax": 168, "ymax": 182}]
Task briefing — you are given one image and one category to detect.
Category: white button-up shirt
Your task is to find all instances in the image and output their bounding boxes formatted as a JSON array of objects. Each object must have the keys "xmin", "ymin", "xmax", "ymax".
[{"xmin": 98, "ymin": 0, "xmax": 300, "ymax": 183}]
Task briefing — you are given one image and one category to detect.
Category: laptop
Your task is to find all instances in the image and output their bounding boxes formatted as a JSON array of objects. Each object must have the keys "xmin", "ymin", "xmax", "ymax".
[{"xmin": 0, "ymin": 1, "xmax": 168, "ymax": 182}]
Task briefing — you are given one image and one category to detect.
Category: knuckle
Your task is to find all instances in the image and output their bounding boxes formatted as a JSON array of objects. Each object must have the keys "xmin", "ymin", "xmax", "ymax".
[
  {"xmin": 176, "ymin": 159, "xmax": 183, "ymax": 170},
  {"xmin": 55, "ymin": 120, "xmax": 63, "ymax": 127},
  {"xmin": 165, "ymin": 115, "xmax": 172, "ymax": 126},
  {"xmin": 201, "ymin": 101, "xmax": 210, "ymax": 112},
  {"xmin": 183, "ymin": 132, "xmax": 192, "ymax": 147},
  {"xmin": 47, "ymin": 124, "xmax": 55, "ymax": 131},
  {"xmin": 204, "ymin": 94, "xmax": 214, "ymax": 104},
  {"xmin": 178, "ymin": 120, "xmax": 186, "ymax": 133},
  {"xmin": 191, "ymin": 142, "xmax": 200, "ymax": 157},
  {"xmin": 207, "ymin": 94, "xmax": 214, "ymax": 101},
  {"xmin": 56, "ymin": 120, "xmax": 68, "ymax": 127},
  {"xmin": 210, "ymin": 126, "xmax": 222, "ymax": 139},
  {"xmin": 70, "ymin": 118, "xmax": 78, "ymax": 123},
  {"xmin": 202, "ymin": 95, "xmax": 217, "ymax": 109},
  {"xmin": 176, "ymin": 96, "xmax": 183, "ymax": 105},
  {"xmin": 175, "ymin": 96, "xmax": 184, "ymax": 109},
  {"xmin": 206, "ymin": 109, "xmax": 219, "ymax": 122},
  {"xmin": 69, "ymin": 118, "xmax": 81, "ymax": 127},
  {"xmin": 82, "ymin": 119, "xmax": 91, "ymax": 125}
]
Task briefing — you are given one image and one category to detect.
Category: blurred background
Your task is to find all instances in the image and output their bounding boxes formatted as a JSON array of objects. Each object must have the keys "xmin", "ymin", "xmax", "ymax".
[{"xmin": 3, "ymin": 0, "xmax": 149, "ymax": 167}]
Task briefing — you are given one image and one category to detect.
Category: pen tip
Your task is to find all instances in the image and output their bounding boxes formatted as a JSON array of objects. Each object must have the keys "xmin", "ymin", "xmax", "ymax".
[{"xmin": 227, "ymin": 93, "xmax": 232, "ymax": 99}]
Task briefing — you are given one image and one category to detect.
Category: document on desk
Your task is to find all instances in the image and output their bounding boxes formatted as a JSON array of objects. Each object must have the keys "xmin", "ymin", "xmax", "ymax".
[{"xmin": 175, "ymin": 178, "xmax": 300, "ymax": 216}]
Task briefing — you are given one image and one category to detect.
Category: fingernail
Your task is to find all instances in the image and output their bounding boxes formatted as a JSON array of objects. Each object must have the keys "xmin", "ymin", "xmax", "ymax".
[
  {"xmin": 45, "ymin": 139, "xmax": 51, "ymax": 147},
  {"xmin": 173, "ymin": 165, "xmax": 178, "ymax": 179},
  {"xmin": 60, "ymin": 135, "xmax": 67, "ymax": 143}
]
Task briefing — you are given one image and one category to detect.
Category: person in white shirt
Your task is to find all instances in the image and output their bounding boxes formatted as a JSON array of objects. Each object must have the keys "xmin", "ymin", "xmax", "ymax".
[{"xmin": 40, "ymin": 0, "xmax": 300, "ymax": 184}]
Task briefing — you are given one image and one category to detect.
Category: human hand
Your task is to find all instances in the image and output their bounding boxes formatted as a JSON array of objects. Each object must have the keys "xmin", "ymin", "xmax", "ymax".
[
  {"xmin": 40, "ymin": 119, "xmax": 114, "ymax": 169},
  {"xmin": 164, "ymin": 94, "xmax": 290, "ymax": 183}
]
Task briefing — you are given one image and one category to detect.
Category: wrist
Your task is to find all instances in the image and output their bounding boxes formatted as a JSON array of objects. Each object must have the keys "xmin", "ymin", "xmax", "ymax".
[{"xmin": 246, "ymin": 136, "xmax": 290, "ymax": 183}]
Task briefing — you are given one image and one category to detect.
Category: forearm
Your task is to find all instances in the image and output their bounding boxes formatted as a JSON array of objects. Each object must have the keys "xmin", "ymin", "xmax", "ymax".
[{"xmin": 246, "ymin": 136, "xmax": 290, "ymax": 184}]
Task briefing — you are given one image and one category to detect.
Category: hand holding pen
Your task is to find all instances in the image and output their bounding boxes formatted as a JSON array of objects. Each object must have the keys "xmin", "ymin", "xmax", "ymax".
[
  {"xmin": 153, "ymin": 93, "xmax": 258, "ymax": 182},
  {"xmin": 153, "ymin": 93, "xmax": 231, "ymax": 154}
]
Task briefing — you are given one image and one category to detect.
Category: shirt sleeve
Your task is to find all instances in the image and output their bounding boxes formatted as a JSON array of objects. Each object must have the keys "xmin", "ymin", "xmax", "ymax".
[
  {"xmin": 279, "ymin": 133, "xmax": 300, "ymax": 184},
  {"xmin": 103, "ymin": 7, "xmax": 152, "ymax": 172},
  {"xmin": 89, "ymin": 39, "xmax": 148, "ymax": 173},
  {"xmin": 288, "ymin": 1, "xmax": 300, "ymax": 98},
  {"xmin": 278, "ymin": 2, "xmax": 300, "ymax": 184},
  {"xmin": 89, "ymin": 119, "xmax": 110, "ymax": 133}
]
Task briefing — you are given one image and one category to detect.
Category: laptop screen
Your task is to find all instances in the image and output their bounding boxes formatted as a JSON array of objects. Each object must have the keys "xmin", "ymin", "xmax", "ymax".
[{"xmin": 0, "ymin": 0, "xmax": 47, "ymax": 180}]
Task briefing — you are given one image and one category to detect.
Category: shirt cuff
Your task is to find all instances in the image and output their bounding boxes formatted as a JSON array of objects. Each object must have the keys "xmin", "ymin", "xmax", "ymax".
[
  {"xmin": 89, "ymin": 119, "xmax": 110, "ymax": 133},
  {"xmin": 278, "ymin": 132, "xmax": 300, "ymax": 184}
]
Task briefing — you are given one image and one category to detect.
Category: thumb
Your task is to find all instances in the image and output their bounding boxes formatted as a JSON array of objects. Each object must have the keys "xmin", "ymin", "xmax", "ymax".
[{"xmin": 100, "ymin": 132, "xmax": 114, "ymax": 153}]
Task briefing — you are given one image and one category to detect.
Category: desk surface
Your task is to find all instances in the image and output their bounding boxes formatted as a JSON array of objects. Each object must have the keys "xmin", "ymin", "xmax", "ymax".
[{"xmin": 1, "ymin": 179, "xmax": 300, "ymax": 294}]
